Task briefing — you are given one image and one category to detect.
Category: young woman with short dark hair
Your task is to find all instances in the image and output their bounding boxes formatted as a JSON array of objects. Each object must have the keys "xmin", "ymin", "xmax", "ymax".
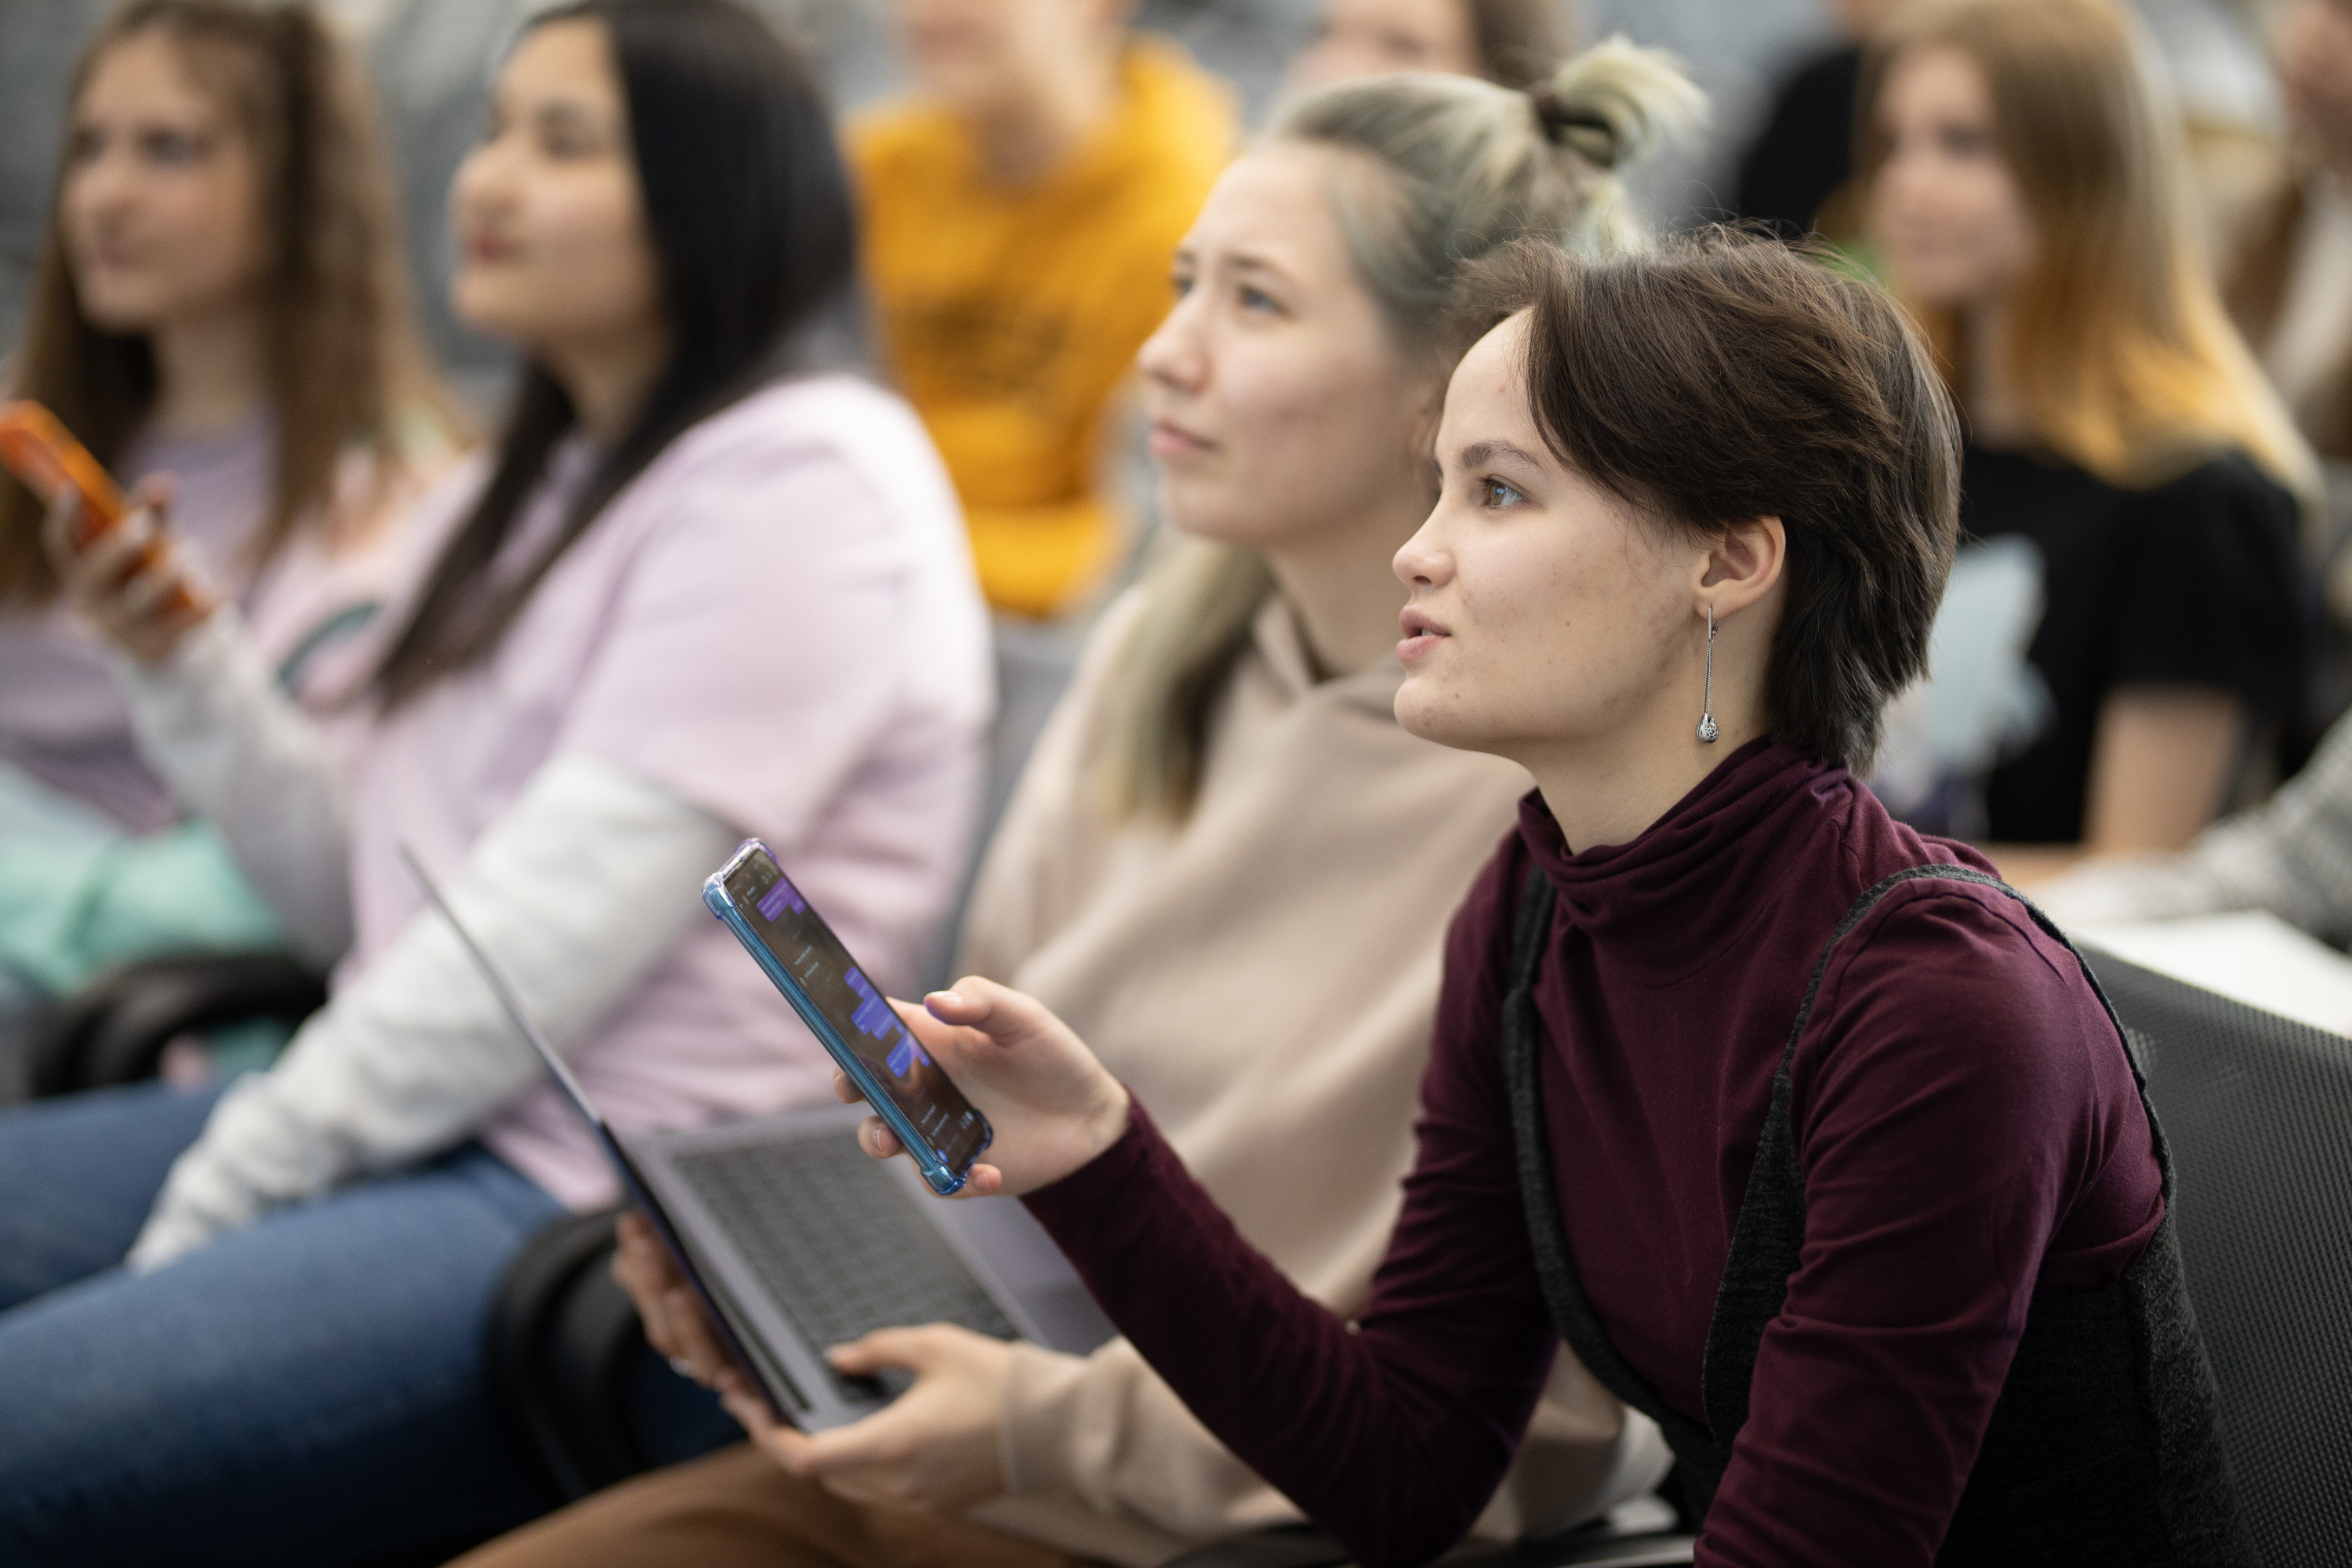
[{"xmin": 855, "ymin": 233, "xmax": 2251, "ymax": 1567}]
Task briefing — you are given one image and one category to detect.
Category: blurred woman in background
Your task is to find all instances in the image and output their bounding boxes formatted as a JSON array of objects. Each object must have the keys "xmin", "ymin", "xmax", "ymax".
[
  {"xmin": 1284, "ymin": 0, "xmax": 1570, "ymax": 91},
  {"xmin": 0, "ymin": 1, "xmax": 989, "ymax": 1561},
  {"xmin": 2223, "ymin": 0, "xmax": 2352, "ymax": 466},
  {"xmin": 0, "ymin": 0, "xmax": 459, "ymax": 1041},
  {"xmin": 853, "ymin": 0, "xmax": 1235, "ymax": 620},
  {"xmin": 453, "ymin": 41, "xmax": 1702, "ymax": 1568},
  {"xmin": 1864, "ymin": 0, "xmax": 2318, "ymax": 875}
]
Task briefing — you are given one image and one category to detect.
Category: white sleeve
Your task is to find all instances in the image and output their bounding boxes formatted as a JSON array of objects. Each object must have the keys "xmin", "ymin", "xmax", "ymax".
[
  {"xmin": 126, "ymin": 751, "xmax": 739, "ymax": 1271},
  {"xmin": 2037, "ymin": 713, "xmax": 2352, "ymax": 946},
  {"xmin": 113, "ymin": 610, "xmax": 353, "ymax": 966}
]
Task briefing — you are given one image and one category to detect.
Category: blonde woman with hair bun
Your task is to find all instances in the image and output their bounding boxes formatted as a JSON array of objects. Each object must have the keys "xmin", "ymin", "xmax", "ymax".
[
  {"xmin": 1107, "ymin": 37, "xmax": 1707, "ymax": 821},
  {"xmin": 451, "ymin": 39, "xmax": 1704, "ymax": 1568}
]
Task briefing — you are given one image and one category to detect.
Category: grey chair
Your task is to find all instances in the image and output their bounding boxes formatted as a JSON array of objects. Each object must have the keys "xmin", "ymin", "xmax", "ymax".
[
  {"xmin": 2079, "ymin": 946, "xmax": 2352, "ymax": 1566},
  {"xmin": 13, "ymin": 951, "xmax": 324, "ymax": 1102},
  {"xmin": 1160, "ymin": 1515, "xmax": 1698, "ymax": 1568}
]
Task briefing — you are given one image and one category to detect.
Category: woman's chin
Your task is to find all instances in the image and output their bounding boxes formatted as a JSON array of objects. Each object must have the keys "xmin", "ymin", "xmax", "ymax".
[
  {"xmin": 1392, "ymin": 683, "xmax": 1462, "ymax": 746},
  {"xmin": 1158, "ymin": 496, "xmax": 1273, "ymax": 551},
  {"xmin": 448, "ymin": 279, "xmax": 534, "ymax": 344}
]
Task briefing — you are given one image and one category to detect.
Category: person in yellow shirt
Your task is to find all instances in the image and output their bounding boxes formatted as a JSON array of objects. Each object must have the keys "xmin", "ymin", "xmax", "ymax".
[{"xmin": 851, "ymin": 0, "xmax": 1236, "ymax": 617}]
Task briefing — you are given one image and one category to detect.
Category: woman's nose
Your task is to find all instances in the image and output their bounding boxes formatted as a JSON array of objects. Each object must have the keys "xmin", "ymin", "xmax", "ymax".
[
  {"xmin": 1138, "ymin": 300, "xmax": 1206, "ymax": 391},
  {"xmin": 69, "ymin": 150, "xmax": 135, "ymax": 215},
  {"xmin": 1394, "ymin": 528, "xmax": 1448, "ymax": 590}
]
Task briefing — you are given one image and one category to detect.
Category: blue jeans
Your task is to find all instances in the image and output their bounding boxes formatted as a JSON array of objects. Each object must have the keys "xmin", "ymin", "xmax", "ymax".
[{"xmin": 0, "ymin": 1080, "xmax": 571, "ymax": 1566}]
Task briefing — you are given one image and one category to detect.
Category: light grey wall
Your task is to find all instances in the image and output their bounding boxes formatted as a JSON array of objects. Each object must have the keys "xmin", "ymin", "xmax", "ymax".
[
  {"xmin": 0, "ymin": 0, "xmax": 113, "ymax": 359},
  {"xmin": 0, "ymin": 0, "xmax": 2285, "ymax": 378}
]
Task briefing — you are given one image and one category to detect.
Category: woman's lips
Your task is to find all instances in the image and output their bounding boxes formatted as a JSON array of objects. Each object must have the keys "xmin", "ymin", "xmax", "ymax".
[
  {"xmin": 1146, "ymin": 419, "xmax": 1214, "ymax": 460},
  {"xmin": 1397, "ymin": 607, "xmax": 1448, "ymax": 664}
]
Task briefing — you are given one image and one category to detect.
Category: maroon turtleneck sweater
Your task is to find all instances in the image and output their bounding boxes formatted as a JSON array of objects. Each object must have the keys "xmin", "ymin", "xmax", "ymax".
[{"xmin": 1024, "ymin": 741, "xmax": 2164, "ymax": 1567}]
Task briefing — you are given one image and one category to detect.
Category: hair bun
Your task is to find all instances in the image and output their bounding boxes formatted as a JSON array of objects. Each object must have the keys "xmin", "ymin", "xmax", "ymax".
[
  {"xmin": 1530, "ymin": 87, "xmax": 1624, "ymax": 166},
  {"xmin": 1530, "ymin": 36, "xmax": 1708, "ymax": 173}
]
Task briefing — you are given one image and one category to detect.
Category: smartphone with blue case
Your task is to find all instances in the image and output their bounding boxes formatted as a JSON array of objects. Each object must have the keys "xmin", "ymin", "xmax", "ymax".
[{"xmin": 704, "ymin": 840, "xmax": 992, "ymax": 1196}]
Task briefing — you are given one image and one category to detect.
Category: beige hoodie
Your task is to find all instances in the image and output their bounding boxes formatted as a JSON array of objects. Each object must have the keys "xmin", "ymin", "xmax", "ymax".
[{"xmin": 960, "ymin": 589, "xmax": 1665, "ymax": 1566}]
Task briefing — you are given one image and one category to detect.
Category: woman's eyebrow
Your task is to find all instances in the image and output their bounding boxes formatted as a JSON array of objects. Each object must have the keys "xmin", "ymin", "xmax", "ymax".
[
  {"xmin": 1456, "ymin": 439, "xmax": 1545, "ymax": 470},
  {"xmin": 1225, "ymin": 250, "xmax": 1294, "ymax": 285},
  {"xmin": 530, "ymin": 97, "xmax": 612, "ymax": 133}
]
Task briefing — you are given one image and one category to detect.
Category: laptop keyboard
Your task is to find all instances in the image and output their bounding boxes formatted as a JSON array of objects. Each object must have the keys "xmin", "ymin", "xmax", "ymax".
[{"xmin": 670, "ymin": 1131, "xmax": 1018, "ymax": 1405}]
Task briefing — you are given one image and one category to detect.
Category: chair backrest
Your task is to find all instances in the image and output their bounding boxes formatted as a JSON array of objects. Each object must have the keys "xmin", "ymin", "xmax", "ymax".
[
  {"xmin": 25, "ymin": 951, "xmax": 325, "ymax": 1098},
  {"xmin": 485, "ymin": 1207, "xmax": 643, "ymax": 1504},
  {"xmin": 2082, "ymin": 946, "xmax": 2352, "ymax": 1563},
  {"xmin": 913, "ymin": 618, "xmax": 1084, "ymax": 991}
]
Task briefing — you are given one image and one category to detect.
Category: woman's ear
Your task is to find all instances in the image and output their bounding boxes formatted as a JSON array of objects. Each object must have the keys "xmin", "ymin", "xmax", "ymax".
[{"xmin": 1697, "ymin": 516, "xmax": 1786, "ymax": 618}]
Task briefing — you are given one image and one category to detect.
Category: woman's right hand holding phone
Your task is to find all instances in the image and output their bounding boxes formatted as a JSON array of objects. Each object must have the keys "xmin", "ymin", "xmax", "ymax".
[
  {"xmin": 862, "ymin": 979, "xmax": 1131, "ymax": 1197},
  {"xmin": 42, "ymin": 477, "xmax": 218, "ymax": 664}
]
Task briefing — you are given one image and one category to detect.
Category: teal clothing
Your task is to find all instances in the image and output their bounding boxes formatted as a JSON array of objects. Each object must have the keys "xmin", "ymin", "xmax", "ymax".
[{"xmin": 0, "ymin": 765, "xmax": 286, "ymax": 995}]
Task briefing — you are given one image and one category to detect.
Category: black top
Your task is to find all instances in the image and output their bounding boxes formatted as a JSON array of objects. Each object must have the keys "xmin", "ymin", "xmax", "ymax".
[
  {"xmin": 1734, "ymin": 45, "xmax": 1863, "ymax": 238},
  {"xmin": 1963, "ymin": 445, "xmax": 2308, "ymax": 844}
]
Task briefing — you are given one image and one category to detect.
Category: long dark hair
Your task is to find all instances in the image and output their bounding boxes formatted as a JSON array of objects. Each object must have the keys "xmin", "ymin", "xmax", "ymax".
[
  {"xmin": 372, "ymin": 0, "xmax": 857, "ymax": 710},
  {"xmin": 1, "ymin": 0, "xmax": 451, "ymax": 607}
]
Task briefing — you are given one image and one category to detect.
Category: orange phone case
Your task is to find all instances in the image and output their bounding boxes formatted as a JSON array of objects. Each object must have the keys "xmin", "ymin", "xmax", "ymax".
[
  {"xmin": 0, "ymin": 399, "xmax": 208, "ymax": 617},
  {"xmin": 0, "ymin": 401, "xmax": 129, "ymax": 543}
]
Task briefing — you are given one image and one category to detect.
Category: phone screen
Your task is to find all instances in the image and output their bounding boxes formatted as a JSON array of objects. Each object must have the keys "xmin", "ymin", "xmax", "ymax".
[{"xmin": 724, "ymin": 848, "xmax": 989, "ymax": 1174}]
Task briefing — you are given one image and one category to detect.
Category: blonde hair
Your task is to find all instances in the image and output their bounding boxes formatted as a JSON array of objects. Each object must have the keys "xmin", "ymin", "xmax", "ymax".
[
  {"xmin": 1860, "ymin": 0, "xmax": 2318, "ymax": 511},
  {"xmin": 1105, "ymin": 39, "xmax": 1707, "ymax": 819}
]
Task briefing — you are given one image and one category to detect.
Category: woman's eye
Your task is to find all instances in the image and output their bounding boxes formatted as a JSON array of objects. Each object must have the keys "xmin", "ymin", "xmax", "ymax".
[
  {"xmin": 1936, "ymin": 123, "xmax": 1994, "ymax": 160},
  {"xmin": 66, "ymin": 128, "xmax": 104, "ymax": 167},
  {"xmin": 1170, "ymin": 272, "xmax": 1194, "ymax": 299},
  {"xmin": 531, "ymin": 111, "xmax": 605, "ymax": 161},
  {"xmin": 1239, "ymin": 285, "xmax": 1279, "ymax": 315},
  {"xmin": 139, "ymin": 129, "xmax": 202, "ymax": 167},
  {"xmin": 1481, "ymin": 477, "xmax": 1526, "ymax": 508}
]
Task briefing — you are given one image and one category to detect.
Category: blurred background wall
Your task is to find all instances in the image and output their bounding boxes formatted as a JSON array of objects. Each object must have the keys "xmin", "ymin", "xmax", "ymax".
[{"xmin": 0, "ymin": 0, "xmax": 2284, "ymax": 414}]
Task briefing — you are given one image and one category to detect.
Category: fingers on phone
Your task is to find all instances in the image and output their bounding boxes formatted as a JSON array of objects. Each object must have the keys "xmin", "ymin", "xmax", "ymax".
[
  {"xmin": 41, "ymin": 489, "xmax": 82, "ymax": 554},
  {"xmin": 121, "ymin": 547, "xmax": 183, "ymax": 615},
  {"xmin": 67, "ymin": 508, "xmax": 143, "ymax": 588},
  {"xmin": 920, "ymin": 986, "xmax": 976, "ymax": 1025},
  {"xmin": 830, "ymin": 1067, "xmax": 868, "ymax": 1106},
  {"xmin": 860, "ymin": 1116, "xmax": 902, "ymax": 1159}
]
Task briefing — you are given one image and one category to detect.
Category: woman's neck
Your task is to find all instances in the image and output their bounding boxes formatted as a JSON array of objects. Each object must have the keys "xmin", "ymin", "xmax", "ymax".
[
  {"xmin": 1519, "ymin": 602, "xmax": 1777, "ymax": 854},
  {"xmin": 1261, "ymin": 496, "xmax": 1427, "ymax": 681},
  {"xmin": 148, "ymin": 303, "xmax": 267, "ymax": 437},
  {"xmin": 1963, "ymin": 295, "xmax": 2033, "ymax": 447},
  {"xmin": 544, "ymin": 322, "xmax": 673, "ymax": 445},
  {"xmin": 965, "ymin": 47, "xmax": 1122, "ymax": 185},
  {"xmin": 1524, "ymin": 727, "xmax": 1760, "ymax": 856}
]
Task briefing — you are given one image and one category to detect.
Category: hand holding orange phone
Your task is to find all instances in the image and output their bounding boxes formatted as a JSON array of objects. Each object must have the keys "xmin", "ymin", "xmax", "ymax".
[{"xmin": 1, "ymin": 398, "xmax": 214, "ymax": 624}]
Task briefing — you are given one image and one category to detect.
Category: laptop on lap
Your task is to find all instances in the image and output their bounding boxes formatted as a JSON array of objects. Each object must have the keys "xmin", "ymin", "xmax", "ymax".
[{"xmin": 397, "ymin": 846, "xmax": 1112, "ymax": 1431}]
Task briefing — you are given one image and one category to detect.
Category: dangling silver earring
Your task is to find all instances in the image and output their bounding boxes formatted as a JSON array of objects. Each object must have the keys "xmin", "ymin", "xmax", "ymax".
[{"xmin": 1696, "ymin": 603, "xmax": 1720, "ymax": 744}]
